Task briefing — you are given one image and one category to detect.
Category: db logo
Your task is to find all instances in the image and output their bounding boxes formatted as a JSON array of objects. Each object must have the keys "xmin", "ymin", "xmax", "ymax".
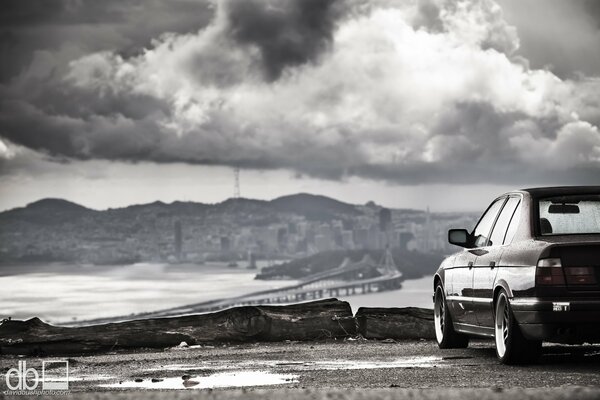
[{"xmin": 5, "ymin": 360, "xmax": 69, "ymax": 391}]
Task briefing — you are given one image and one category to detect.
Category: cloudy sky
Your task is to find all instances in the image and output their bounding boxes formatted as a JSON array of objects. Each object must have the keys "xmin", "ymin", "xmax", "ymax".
[{"xmin": 1, "ymin": 0, "xmax": 599, "ymax": 212}]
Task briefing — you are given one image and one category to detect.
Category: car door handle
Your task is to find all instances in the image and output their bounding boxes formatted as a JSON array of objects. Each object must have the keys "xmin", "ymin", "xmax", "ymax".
[
  {"xmin": 489, "ymin": 261, "xmax": 496, "ymax": 269},
  {"xmin": 468, "ymin": 262, "xmax": 473, "ymax": 269}
]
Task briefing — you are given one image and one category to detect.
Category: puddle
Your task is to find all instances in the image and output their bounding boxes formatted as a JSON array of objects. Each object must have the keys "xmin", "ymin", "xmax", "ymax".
[
  {"xmin": 100, "ymin": 371, "xmax": 298, "ymax": 390},
  {"xmin": 45, "ymin": 375, "xmax": 113, "ymax": 382},
  {"xmin": 148, "ymin": 356, "xmax": 444, "ymax": 373},
  {"xmin": 308, "ymin": 356, "xmax": 442, "ymax": 370},
  {"xmin": 441, "ymin": 356, "xmax": 474, "ymax": 361},
  {"xmin": 102, "ymin": 357, "xmax": 443, "ymax": 390}
]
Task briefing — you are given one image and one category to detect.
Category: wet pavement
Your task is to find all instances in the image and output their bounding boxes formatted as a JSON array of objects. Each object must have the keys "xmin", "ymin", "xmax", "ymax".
[
  {"xmin": 1, "ymin": 339, "xmax": 600, "ymax": 397},
  {"xmin": 101, "ymin": 371, "xmax": 299, "ymax": 390}
]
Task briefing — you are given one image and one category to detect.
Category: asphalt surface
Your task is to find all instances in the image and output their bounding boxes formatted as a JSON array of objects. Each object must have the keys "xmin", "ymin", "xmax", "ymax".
[{"xmin": 1, "ymin": 339, "xmax": 600, "ymax": 399}]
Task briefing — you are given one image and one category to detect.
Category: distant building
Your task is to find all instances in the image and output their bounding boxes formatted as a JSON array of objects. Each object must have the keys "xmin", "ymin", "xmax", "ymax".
[
  {"xmin": 174, "ymin": 220, "xmax": 182, "ymax": 260},
  {"xmin": 353, "ymin": 228, "xmax": 369, "ymax": 249},
  {"xmin": 266, "ymin": 226, "xmax": 279, "ymax": 250},
  {"xmin": 379, "ymin": 208, "xmax": 392, "ymax": 231},
  {"xmin": 368, "ymin": 225, "xmax": 380, "ymax": 249},
  {"xmin": 341, "ymin": 230, "xmax": 355, "ymax": 249},
  {"xmin": 397, "ymin": 231, "xmax": 414, "ymax": 250},
  {"xmin": 277, "ymin": 227, "xmax": 287, "ymax": 251},
  {"xmin": 220, "ymin": 236, "xmax": 231, "ymax": 252},
  {"xmin": 315, "ymin": 233, "xmax": 334, "ymax": 252}
]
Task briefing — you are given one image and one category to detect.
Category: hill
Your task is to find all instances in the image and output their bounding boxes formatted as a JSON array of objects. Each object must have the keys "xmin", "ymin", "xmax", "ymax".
[
  {"xmin": 0, "ymin": 193, "xmax": 379, "ymax": 265},
  {"xmin": 0, "ymin": 193, "xmax": 473, "ymax": 267},
  {"xmin": 269, "ymin": 193, "xmax": 359, "ymax": 220},
  {"xmin": 0, "ymin": 198, "xmax": 94, "ymax": 226}
]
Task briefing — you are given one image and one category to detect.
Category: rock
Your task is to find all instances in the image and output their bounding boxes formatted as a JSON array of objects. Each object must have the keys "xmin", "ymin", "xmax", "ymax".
[
  {"xmin": 355, "ymin": 307, "xmax": 435, "ymax": 340},
  {"xmin": 0, "ymin": 298, "xmax": 355, "ymax": 356}
]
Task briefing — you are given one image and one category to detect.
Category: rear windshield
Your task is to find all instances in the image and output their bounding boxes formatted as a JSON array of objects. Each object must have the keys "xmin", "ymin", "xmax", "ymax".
[{"xmin": 538, "ymin": 195, "xmax": 600, "ymax": 235}]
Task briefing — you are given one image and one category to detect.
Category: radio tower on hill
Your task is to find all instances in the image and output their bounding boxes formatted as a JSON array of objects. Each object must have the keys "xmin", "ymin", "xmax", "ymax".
[{"xmin": 233, "ymin": 166, "xmax": 241, "ymax": 198}]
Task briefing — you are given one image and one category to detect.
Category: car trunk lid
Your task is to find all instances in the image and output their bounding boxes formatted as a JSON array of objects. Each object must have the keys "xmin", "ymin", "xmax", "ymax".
[{"xmin": 550, "ymin": 245, "xmax": 600, "ymax": 291}]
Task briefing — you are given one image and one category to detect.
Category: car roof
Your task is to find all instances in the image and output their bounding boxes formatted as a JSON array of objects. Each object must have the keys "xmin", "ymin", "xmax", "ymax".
[{"xmin": 520, "ymin": 186, "xmax": 600, "ymax": 198}]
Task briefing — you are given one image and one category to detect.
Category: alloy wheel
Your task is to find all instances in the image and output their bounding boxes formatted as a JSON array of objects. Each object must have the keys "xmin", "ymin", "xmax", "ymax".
[
  {"xmin": 434, "ymin": 287, "xmax": 445, "ymax": 343},
  {"xmin": 495, "ymin": 294, "xmax": 509, "ymax": 358}
]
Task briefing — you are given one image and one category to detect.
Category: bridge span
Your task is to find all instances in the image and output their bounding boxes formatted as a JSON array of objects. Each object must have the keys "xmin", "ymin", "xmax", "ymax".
[
  {"xmin": 71, "ymin": 249, "xmax": 404, "ymax": 325},
  {"xmin": 141, "ymin": 249, "xmax": 403, "ymax": 318}
]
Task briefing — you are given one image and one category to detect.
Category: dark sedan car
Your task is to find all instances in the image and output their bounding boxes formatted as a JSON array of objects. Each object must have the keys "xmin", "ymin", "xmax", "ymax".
[{"xmin": 433, "ymin": 186, "xmax": 600, "ymax": 364}]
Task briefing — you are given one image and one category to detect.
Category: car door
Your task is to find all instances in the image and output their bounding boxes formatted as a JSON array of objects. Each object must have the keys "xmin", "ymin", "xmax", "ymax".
[
  {"xmin": 473, "ymin": 196, "xmax": 521, "ymax": 328},
  {"xmin": 447, "ymin": 249, "xmax": 478, "ymax": 325},
  {"xmin": 449, "ymin": 197, "xmax": 505, "ymax": 327}
]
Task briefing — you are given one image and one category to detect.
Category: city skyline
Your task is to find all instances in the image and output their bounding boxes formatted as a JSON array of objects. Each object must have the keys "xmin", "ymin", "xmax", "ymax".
[{"xmin": 0, "ymin": 192, "xmax": 478, "ymax": 266}]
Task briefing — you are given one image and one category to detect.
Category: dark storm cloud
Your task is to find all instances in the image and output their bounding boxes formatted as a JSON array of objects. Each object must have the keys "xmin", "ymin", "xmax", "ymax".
[
  {"xmin": 498, "ymin": 0, "xmax": 600, "ymax": 78},
  {"xmin": 0, "ymin": 96, "xmax": 168, "ymax": 161},
  {"xmin": 0, "ymin": 0, "xmax": 130, "ymax": 26},
  {"xmin": 412, "ymin": 0, "xmax": 444, "ymax": 33},
  {"xmin": 583, "ymin": 0, "xmax": 600, "ymax": 28},
  {"xmin": 0, "ymin": 0, "xmax": 215, "ymax": 82},
  {"xmin": 355, "ymin": 160, "xmax": 600, "ymax": 186},
  {"xmin": 0, "ymin": 0, "xmax": 599, "ymax": 186},
  {"xmin": 222, "ymin": 0, "xmax": 345, "ymax": 81},
  {"xmin": 0, "ymin": 0, "xmax": 352, "ymax": 173}
]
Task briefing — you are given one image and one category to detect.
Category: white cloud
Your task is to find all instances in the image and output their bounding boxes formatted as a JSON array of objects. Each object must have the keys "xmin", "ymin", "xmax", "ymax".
[{"xmin": 0, "ymin": 139, "xmax": 13, "ymax": 159}]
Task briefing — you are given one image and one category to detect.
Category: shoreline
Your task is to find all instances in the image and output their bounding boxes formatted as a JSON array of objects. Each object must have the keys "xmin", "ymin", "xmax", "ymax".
[
  {"xmin": 0, "ymin": 262, "xmax": 298, "ymax": 323},
  {"xmin": 0, "ymin": 260, "xmax": 434, "ymax": 324}
]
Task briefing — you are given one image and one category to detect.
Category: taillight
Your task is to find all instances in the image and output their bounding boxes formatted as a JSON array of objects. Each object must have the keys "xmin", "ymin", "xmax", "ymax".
[
  {"xmin": 536, "ymin": 258, "xmax": 565, "ymax": 285},
  {"xmin": 564, "ymin": 267, "xmax": 597, "ymax": 285}
]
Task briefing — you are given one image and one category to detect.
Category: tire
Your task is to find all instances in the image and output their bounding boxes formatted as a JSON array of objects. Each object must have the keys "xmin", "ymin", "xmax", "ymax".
[
  {"xmin": 434, "ymin": 284, "xmax": 469, "ymax": 349},
  {"xmin": 494, "ymin": 290, "xmax": 542, "ymax": 364}
]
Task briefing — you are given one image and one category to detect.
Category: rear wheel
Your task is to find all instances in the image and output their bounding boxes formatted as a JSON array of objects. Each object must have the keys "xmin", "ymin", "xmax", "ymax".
[
  {"xmin": 494, "ymin": 291, "xmax": 542, "ymax": 364},
  {"xmin": 434, "ymin": 285, "xmax": 469, "ymax": 348}
]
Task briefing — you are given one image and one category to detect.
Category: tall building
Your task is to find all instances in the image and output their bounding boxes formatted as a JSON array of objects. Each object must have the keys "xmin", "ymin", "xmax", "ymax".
[
  {"xmin": 424, "ymin": 206, "xmax": 433, "ymax": 252},
  {"xmin": 353, "ymin": 228, "xmax": 369, "ymax": 249},
  {"xmin": 174, "ymin": 220, "xmax": 182, "ymax": 261},
  {"xmin": 368, "ymin": 225, "xmax": 380, "ymax": 249},
  {"xmin": 379, "ymin": 208, "xmax": 392, "ymax": 231},
  {"xmin": 398, "ymin": 231, "xmax": 414, "ymax": 251}
]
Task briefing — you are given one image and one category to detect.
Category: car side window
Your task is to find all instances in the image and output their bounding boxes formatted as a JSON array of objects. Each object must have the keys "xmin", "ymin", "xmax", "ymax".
[
  {"xmin": 472, "ymin": 198, "xmax": 505, "ymax": 247},
  {"xmin": 503, "ymin": 198, "xmax": 522, "ymax": 245},
  {"xmin": 489, "ymin": 197, "xmax": 520, "ymax": 246}
]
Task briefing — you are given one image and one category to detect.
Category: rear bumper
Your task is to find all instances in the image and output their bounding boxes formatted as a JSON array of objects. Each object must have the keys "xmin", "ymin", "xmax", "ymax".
[{"xmin": 510, "ymin": 298, "xmax": 600, "ymax": 343}]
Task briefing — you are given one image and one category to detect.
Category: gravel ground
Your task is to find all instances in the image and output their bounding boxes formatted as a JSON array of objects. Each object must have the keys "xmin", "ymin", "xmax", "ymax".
[{"xmin": 1, "ymin": 339, "xmax": 600, "ymax": 399}]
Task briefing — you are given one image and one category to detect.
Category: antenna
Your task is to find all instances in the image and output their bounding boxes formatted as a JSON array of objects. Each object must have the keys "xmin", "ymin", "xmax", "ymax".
[{"xmin": 233, "ymin": 166, "xmax": 241, "ymax": 198}]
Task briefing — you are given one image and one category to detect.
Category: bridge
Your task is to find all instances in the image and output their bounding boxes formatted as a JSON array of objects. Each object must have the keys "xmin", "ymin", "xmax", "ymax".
[
  {"xmin": 71, "ymin": 249, "xmax": 403, "ymax": 325},
  {"xmin": 137, "ymin": 248, "xmax": 403, "ymax": 319}
]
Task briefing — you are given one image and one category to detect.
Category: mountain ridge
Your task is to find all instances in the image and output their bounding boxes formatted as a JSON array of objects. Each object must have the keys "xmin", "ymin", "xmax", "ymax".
[
  {"xmin": 1, "ymin": 192, "xmax": 376, "ymax": 217},
  {"xmin": 0, "ymin": 192, "xmax": 388, "ymax": 265}
]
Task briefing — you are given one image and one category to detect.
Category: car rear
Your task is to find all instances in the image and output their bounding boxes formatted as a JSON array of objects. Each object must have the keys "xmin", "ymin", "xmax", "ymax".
[{"xmin": 512, "ymin": 190, "xmax": 600, "ymax": 343}]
